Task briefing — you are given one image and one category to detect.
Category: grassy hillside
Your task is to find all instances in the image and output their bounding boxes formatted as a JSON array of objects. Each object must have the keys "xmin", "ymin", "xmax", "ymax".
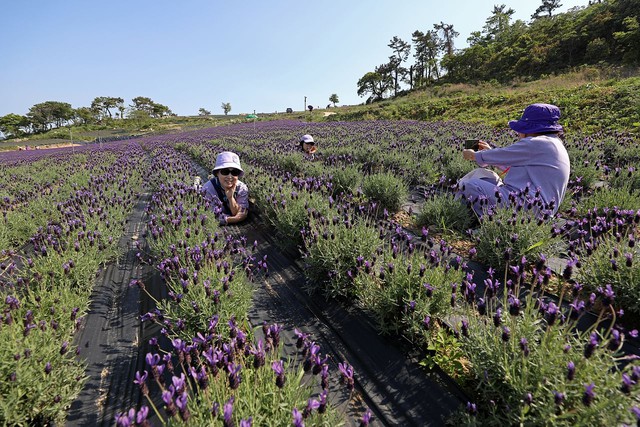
[{"xmin": 320, "ymin": 66, "xmax": 640, "ymax": 133}]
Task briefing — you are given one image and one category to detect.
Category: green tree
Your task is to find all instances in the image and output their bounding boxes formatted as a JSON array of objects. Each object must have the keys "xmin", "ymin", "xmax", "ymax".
[
  {"xmin": 329, "ymin": 94, "xmax": 339, "ymax": 107},
  {"xmin": 483, "ymin": 4, "xmax": 515, "ymax": 40},
  {"xmin": 130, "ymin": 96, "xmax": 155, "ymax": 116},
  {"xmin": 221, "ymin": 102, "xmax": 232, "ymax": 115},
  {"xmin": 433, "ymin": 22, "xmax": 459, "ymax": 57},
  {"xmin": 532, "ymin": 0, "xmax": 563, "ymax": 19},
  {"xmin": 27, "ymin": 101, "xmax": 74, "ymax": 132},
  {"xmin": 387, "ymin": 36, "xmax": 411, "ymax": 96},
  {"xmin": 198, "ymin": 108, "xmax": 211, "ymax": 116},
  {"xmin": 73, "ymin": 107, "xmax": 97, "ymax": 125},
  {"xmin": 0, "ymin": 113, "xmax": 29, "ymax": 138},
  {"xmin": 614, "ymin": 16, "xmax": 640, "ymax": 64},
  {"xmin": 412, "ymin": 30, "xmax": 441, "ymax": 86},
  {"xmin": 130, "ymin": 97, "xmax": 172, "ymax": 118},
  {"xmin": 91, "ymin": 96, "xmax": 124, "ymax": 120}
]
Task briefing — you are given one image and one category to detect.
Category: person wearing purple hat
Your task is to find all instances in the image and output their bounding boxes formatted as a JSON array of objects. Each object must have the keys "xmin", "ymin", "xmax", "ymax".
[
  {"xmin": 458, "ymin": 103, "xmax": 570, "ymax": 217},
  {"xmin": 202, "ymin": 151, "xmax": 249, "ymax": 225}
]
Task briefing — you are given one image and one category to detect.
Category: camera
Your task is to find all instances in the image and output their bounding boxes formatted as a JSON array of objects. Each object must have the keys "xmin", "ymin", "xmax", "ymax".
[{"xmin": 464, "ymin": 139, "xmax": 480, "ymax": 150}]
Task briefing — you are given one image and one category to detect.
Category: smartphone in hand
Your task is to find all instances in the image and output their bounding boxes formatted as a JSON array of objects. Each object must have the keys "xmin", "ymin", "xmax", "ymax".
[{"xmin": 464, "ymin": 139, "xmax": 480, "ymax": 150}]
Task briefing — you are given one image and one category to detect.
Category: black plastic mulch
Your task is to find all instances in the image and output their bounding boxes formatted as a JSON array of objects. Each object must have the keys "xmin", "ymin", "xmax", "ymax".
[{"xmin": 66, "ymin": 192, "xmax": 164, "ymax": 426}]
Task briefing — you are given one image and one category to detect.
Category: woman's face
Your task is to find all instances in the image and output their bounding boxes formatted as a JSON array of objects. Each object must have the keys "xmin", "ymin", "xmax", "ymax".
[{"xmin": 216, "ymin": 168, "xmax": 240, "ymax": 190}]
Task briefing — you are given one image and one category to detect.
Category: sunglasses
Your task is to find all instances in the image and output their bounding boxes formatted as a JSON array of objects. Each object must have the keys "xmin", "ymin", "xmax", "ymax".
[
  {"xmin": 218, "ymin": 168, "xmax": 242, "ymax": 176},
  {"xmin": 302, "ymin": 141, "xmax": 315, "ymax": 145}
]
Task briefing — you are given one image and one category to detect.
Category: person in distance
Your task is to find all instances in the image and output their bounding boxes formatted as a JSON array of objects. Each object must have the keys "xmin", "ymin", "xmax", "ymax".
[
  {"xmin": 458, "ymin": 103, "xmax": 570, "ymax": 218},
  {"xmin": 202, "ymin": 151, "xmax": 249, "ymax": 225},
  {"xmin": 299, "ymin": 134, "xmax": 318, "ymax": 159}
]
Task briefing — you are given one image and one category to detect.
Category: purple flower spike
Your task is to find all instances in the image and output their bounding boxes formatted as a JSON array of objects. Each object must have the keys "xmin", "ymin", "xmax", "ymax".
[
  {"xmin": 292, "ymin": 408, "xmax": 305, "ymax": 427},
  {"xmin": 553, "ymin": 391, "xmax": 565, "ymax": 405},
  {"xmin": 582, "ymin": 383, "xmax": 595, "ymax": 406},
  {"xmin": 338, "ymin": 361, "xmax": 355, "ymax": 392},
  {"xmin": 272, "ymin": 360, "xmax": 286, "ymax": 388},
  {"xmin": 567, "ymin": 361, "xmax": 576, "ymax": 381},
  {"xmin": 359, "ymin": 409, "xmax": 373, "ymax": 427},
  {"xmin": 223, "ymin": 397, "xmax": 234, "ymax": 427}
]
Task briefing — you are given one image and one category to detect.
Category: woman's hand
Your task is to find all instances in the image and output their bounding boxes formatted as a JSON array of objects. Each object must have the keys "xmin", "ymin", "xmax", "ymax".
[
  {"xmin": 463, "ymin": 149, "xmax": 476, "ymax": 161},
  {"xmin": 476, "ymin": 140, "xmax": 491, "ymax": 151}
]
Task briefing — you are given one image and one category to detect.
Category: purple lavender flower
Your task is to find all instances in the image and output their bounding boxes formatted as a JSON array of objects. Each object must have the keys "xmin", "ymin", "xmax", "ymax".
[
  {"xmin": 621, "ymin": 373, "xmax": 636, "ymax": 394},
  {"xmin": 227, "ymin": 363, "xmax": 242, "ymax": 389},
  {"xmin": 359, "ymin": 409, "xmax": 373, "ymax": 427},
  {"xmin": 584, "ymin": 332, "xmax": 599, "ymax": 358},
  {"xmin": 272, "ymin": 360, "xmax": 286, "ymax": 388},
  {"xmin": 519, "ymin": 337, "xmax": 530, "ymax": 357},
  {"xmin": 567, "ymin": 361, "xmax": 576, "ymax": 381},
  {"xmin": 223, "ymin": 397, "xmax": 234, "ymax": 427},
  {"xmin": 466, "ymin": 401, "xmax": 478, "ymax": 416},
  {"xmin": 544, "ymin": 302, "xmax": 559, "ymax": 326},
  {"xmin": 553, "ymin": 391, "xmax": 565, "ymax": 405},
  {"xmin": 582, "ymin": 383, "xmax": 595, "ymax": 406},
  {"xmin": 292, "ymin": 408, "xmax": 305, "ymax": 427},
  {"xmin": 338, "ymin": 361, "xmax": 355, "ymax": 392},
  {"xmin": 493, "ymin": 308, "xmax": 502, "ymax": 327}
]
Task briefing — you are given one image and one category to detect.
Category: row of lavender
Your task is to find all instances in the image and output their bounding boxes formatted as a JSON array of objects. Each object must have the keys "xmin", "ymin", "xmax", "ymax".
[
  {"xmin": 164, "ymin": 119, "xmax": 640, "ymax": 425},
  {"xmin": 117, "ymin": 141, "xmax": 358, "ymax": 426},
  {"xmin": 0, "ymin": 142, "xmax": 148, "ymax": 424}
]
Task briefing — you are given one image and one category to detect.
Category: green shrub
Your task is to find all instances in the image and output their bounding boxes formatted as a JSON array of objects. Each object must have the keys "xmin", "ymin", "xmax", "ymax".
[
  {"xmin": 277, "ymin": 153, "xmax": 303, "ymax": 174},
  {"xmin": 575, "ymin": 230, "xmax": 640, "ymax": 317},
  {"xmin": 416, "ymin": 193, "xmax": 475, "ymax": 233},
  {"xmin": 473, "ymin": 206, "xmax": 564, "ymax": 272},
  {"xmin": 362, "ymin": 172, "xmax": 408, "ymax": 212},
  {"xmin": 576, "ymin": 184, "xmax": 640, "ymax": 213},
  {"xmin": 356, "ymin": 246, "xmax": 464, "ymax": 340},
  {"xmin": 458, "ymin": 296, "xmax": 639, "ymax": 426},
  {"xmin": 330, "ymin": 166, "xmax": 361, "ymax": 197},
  {"xmin": 303, "ymin": 214, "xmax": 381, "ymax": 300}
]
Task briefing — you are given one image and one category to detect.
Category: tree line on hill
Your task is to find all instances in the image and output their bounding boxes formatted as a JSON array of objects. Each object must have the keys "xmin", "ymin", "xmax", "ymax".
[
  {"xmin": 0, "ymin": 96, "xmax": 172, "ymax": 139},
  {"xmin": 357, "ymin": 0, "xmax": 640, "ymax": 102}
]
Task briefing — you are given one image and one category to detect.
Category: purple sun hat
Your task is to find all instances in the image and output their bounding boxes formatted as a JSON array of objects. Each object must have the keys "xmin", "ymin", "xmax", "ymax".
[{"xmin": 508, "ymin": 103, "xmax": 563, "ymax": 134}]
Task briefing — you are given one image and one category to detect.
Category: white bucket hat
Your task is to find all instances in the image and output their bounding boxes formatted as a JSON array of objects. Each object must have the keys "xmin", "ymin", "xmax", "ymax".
[
  {"xmin": 300, "ymin": 134, "xmax": 314, "ymax": 144},
  {"xmin": 213, "ymin": 151, "xmax": 244, "ymax": 175}
]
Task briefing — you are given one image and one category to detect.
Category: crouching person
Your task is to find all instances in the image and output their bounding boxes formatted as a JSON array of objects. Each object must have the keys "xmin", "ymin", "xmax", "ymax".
[{"xmin": 202, "ymin": 151, "xmax": 249, "ymax": 225}]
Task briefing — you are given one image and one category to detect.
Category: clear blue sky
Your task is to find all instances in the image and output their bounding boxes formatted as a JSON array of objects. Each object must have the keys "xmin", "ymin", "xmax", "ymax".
[{"xmin": 0, "ymin": 0, "xmax": 588, "ymax": 117}]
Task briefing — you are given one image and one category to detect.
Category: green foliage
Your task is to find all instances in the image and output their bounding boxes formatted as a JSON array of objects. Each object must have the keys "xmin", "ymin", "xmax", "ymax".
[
  {"xmin": 277, "ymin": 152, "xmax": 304, "ymax": 175},
  {"xmin": 457, "ymin": 272, "xmax": 639, "ymax": 426},
  {"xmin": 303, "ymin": 215, "xmax": 381, "ymax": 300},
  {"xmin": 416, "ymin": 193, "xmax": 474, "ymax": 233},
  {"xmin": 576, "ymin": 184, "xmax": 640, "ymax": 214},
  {"xmin": 575, "ymin": 230, "xmax": 640, "ymax": 317},
  {"xmin": 0, "ymin": 286, "xmax": 87, "ymax": 426},
  {"xmin": 421, "ymin": 326, "xmax": 468, "ymax": 380},
  {"xmin": 472, "ymin": 205, "xmax": 564, "ymax": 272},
  {"xmin": 362, "ymin": 172, "xmax": 408, "ymax": 212},
  {"xmin": 355, "ymin": 245, "xmax": 463, "ymax": 340},
  {"xmin": 330, "ymin": 166, "xmax": 361, "ymax": 196}
]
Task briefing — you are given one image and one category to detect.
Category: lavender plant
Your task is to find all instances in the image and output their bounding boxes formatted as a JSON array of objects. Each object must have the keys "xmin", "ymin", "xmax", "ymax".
[
  {"xmin": 472, "ymin": 204, "xmax": 564, "ymax": 272},
  {"xmin": 574, "ymin": 229, "xmax": 640, "ymax": 317},
  {"xmin": 362, "ymin": 172, "xmax": 408, "ymax": 213},
  {"xmin": 456, "ymin": 259, "xmax": 640, "ymax": 426},
  {"xmin": 416, "ymin": 193, "xmax": 475, "ymax": 233}
]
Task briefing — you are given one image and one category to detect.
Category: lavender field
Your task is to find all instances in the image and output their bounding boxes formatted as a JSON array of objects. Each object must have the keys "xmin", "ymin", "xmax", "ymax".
[{"xmin": 1, "ymin": 119, "xmax": 639, "ymax": 426}]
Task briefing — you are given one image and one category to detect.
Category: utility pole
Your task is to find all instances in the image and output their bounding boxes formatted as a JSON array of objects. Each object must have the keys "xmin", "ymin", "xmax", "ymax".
[{"xmin": 304, "ymin": 96, "xmax": 307, "ymax": 111}]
